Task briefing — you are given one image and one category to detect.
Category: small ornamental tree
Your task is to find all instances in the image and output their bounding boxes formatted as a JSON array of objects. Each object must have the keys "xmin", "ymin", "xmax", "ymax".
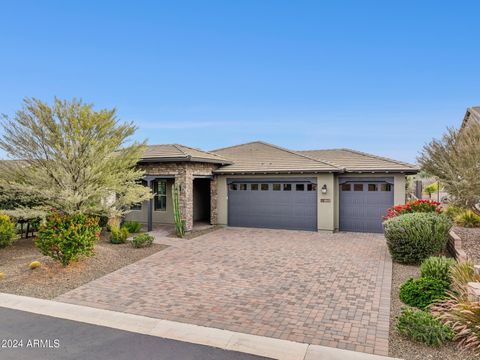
[
  {"xmin": 418, "ymin": 121, "xmax": 480, "ymax": 212},
  {"xmin": 0, "ymin": 98, "xmax": 152, "ymax": 221}
]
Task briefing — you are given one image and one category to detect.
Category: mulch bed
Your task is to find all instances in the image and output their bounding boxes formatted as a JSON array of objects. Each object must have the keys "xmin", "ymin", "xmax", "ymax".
[
  {"xmin": 389, "ymin": 262, "xmax": 477, "ymax": 360},
  {"xmin": 0, "ymin": 234, "xmax": 167, "ymax": 300},
  {"xmin": 453, "ymin": 226, "xmax": 480, "ymax": 264}
]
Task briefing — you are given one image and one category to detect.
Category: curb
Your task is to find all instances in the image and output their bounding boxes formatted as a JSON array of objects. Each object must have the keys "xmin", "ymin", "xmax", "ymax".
[{"xmin": 0, "ymin": 292, "xmax": 399, "ymax": 360}]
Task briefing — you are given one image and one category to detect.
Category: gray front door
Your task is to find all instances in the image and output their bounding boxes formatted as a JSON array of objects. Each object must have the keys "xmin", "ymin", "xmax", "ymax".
[
  {"xmin": 339, "ymin": 178, "xmax": 394, "ymax": 233},
  {"xmin": 228, "ymin": 179, "xmax": 317, "ymax": 231}
]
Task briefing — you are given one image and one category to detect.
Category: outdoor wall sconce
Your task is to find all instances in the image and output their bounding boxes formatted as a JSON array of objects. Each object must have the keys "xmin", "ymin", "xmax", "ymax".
[{"xmin": 321, "ymin": 184, "xmax": 327, "ymax": 194}]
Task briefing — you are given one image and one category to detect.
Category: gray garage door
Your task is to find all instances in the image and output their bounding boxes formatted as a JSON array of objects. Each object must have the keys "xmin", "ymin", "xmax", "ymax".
[
  {"xmin": 339, "ymin": 177, "xmax": 394, "ymax": 233},
  {"xmin": 228, "ymin": 179, "xmax": 317, "ymax": 231}
]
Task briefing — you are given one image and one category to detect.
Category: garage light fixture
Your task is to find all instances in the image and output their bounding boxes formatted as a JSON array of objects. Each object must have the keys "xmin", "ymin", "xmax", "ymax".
[{"xmin": 321, "ymin": 184, "xmax": 327, "ymax": 194}]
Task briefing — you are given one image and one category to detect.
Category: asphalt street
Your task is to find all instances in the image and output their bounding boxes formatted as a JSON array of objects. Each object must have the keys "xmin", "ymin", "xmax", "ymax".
[{"xmin": 0, "ymin": 307, "xmax": 269, "ymax": 360}]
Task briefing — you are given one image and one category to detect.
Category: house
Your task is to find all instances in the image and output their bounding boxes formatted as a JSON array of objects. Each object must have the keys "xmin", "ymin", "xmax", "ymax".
[
  {"xmin": 461, "ymin": 106, "xmax": 480, "ymax": 129},
  {"xmin": 125, "ymin": 142, "xmax": 418, "ymax": 233}
]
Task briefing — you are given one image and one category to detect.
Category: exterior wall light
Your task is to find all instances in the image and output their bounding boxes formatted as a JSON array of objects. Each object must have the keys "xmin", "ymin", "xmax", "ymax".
[{"xmin": 321, "ymin": 184, "xmax": 327, "ymax": 194}]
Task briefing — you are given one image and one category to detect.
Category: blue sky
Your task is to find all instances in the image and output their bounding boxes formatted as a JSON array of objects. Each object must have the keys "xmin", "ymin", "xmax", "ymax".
[{"xmin": 0, "ymin": 1, "xmax": 479, "ymax": 163}]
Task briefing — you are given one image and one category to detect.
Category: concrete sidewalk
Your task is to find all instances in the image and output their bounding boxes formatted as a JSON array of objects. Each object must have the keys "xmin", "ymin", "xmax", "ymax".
[{"xmin": 0, "ymin": 293, "xmax": 400, "ymax": 360}]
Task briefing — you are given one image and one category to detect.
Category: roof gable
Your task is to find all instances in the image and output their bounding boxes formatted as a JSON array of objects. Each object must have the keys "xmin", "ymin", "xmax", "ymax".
[{"xmin": 212, "ymin": 141, "xmax": 342, "ymax": 174}]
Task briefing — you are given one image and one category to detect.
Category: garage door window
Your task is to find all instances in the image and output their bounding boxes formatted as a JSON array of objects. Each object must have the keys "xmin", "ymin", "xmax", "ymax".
[
  {"xmin": 296, "ymin": 184, "xmax": 304, "ymax": 191},
  {"xmin": 381, "ymin": 184, "xmax": 392, "ymax": 191},
  {"xmin": 341, "ymin": 183, "xmax": 351, "ymax": 191},
  {"xmin": 251, "ymin": 184, "xmax": 258, "ymax": 191},
  {"xmin": 283, "ymin": 184, "xmax": 292, "ymax": 191},
  {"xmin": 368, "ymin": 184, "xmax": 378, "ymax": 191},
  {"xmin": 354, "ymin": 184, "xmax": 363, "ymax": 191},
  {"xmin": 239, "ymin": 184, "xmax": 247, "ymax": 191},
  {"xmin": 261, "ymin": 184, "xmax": 269, "ymax": 191},
  {"xmin": 272, "ymin": 184, "xmax": 281, "ymax": 191},
  {"xmin": 230, "ymin": 183, "xmax": 237, "ymax": 191},
  {"xmin": 307, "ymin": 184, "xmax": 317, "ymax": 191}
]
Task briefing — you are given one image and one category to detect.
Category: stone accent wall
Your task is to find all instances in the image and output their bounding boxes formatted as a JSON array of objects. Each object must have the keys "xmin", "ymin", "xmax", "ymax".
[
  {"xmin": 210, "ymin": 177, "xmax": 218, "ymax": 225},
  {"xmin": 139, "ymin": 162, "xmax": 219, "ymax": 231}
]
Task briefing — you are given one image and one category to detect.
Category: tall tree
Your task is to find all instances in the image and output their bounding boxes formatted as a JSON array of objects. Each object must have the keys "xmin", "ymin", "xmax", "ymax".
[
  {"xmin": 418, "ymin": 121, "xmax": 480, "ymax": 211},
  {"xmin": 0, "ymin": 98, "xmax": 151, "ymax": 220}
]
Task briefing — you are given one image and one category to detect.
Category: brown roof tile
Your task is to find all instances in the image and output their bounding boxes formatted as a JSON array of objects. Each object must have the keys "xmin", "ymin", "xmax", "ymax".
[
  {"xmin": 299, "ymin": 148, "xmax": 418, "ymax": 172},
  {"xmin": 141, "ymin": 144, "xmax": 231, "ymax": 164},
  {"xmin": 212, "ymin": 141, "xmax": 342, "ymax": 174}
]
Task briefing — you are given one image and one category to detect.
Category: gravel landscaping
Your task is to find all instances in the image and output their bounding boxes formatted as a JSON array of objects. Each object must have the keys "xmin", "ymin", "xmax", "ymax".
[
  {"xmin": 389, "ymin": 262, "xmax": 477, "ymax": 360},
  {"xmin": 0, "ymin": 233, "xmax": 167, "ymax": 299},
  {"xmin": 453, "ymin": 226, "xmax": 480, "ymax": 264}
]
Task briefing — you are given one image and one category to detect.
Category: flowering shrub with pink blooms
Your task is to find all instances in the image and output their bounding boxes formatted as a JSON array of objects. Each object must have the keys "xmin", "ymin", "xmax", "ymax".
[
  {"xmin": 35, "ymin": 210, "xmax": 100, "ymax": 266},
  {"xmin": 384, "ymin": 200, "xmax": 442, "ymax": 220}
]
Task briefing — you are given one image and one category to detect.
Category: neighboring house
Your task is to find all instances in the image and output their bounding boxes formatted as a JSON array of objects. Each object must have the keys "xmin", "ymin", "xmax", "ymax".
[
  {"xmin": 461, "ymin": 106, "xmax": 480, "ymax": 130},
  {"xmin": 125, "ymin": 142, "xmax": 418, "ymax": 233}
]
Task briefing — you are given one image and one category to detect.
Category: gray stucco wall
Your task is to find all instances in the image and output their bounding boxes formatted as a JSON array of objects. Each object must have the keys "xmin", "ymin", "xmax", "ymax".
[{"xmin": 125, "ymin": 180, "xmax": 174, "ymax": 224}]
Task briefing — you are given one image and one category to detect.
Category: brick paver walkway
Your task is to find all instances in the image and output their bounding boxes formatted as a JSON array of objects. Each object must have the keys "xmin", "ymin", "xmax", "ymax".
[{"xmin": 56, "ymin": 228, "xmax": 392, "ymax": 355}]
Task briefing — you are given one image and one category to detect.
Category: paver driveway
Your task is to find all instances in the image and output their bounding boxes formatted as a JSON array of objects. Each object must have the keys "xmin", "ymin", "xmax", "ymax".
[{"xmin": 56, "ymin": 228, "xmax": 392, "ymax": 355}]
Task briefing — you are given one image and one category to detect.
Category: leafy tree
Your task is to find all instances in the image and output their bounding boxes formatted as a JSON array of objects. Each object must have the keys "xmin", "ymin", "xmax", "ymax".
[
  {"xmin": 418, "ymin": 121, "xmax": 480, "ymax": 211},
  {"xmin": 424, "ymin": 182, "xmax": 439, "ymax": 199},
  {"xmin": 0, "ymin": 98, "xmax": 152, "ymax": 222}
]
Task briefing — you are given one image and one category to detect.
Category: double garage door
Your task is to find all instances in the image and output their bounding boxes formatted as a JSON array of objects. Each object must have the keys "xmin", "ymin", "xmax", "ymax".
[
  {"xmin": 227, "ymin": 177, "xmax": 394, "ymax": 233},
  {"xmin": 227, "ymin": 179, "xmax": 317, "ymax": 231}
]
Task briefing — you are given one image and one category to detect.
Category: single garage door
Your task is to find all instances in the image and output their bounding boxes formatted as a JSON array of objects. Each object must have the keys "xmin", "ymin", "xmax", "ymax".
[
  {"xmin": 339, "ymin": 177, "xmax": 394, "ymax": 233},
  {"xmin": 228, "ymin": 179, "xmax": 317, "ymax": 231}
]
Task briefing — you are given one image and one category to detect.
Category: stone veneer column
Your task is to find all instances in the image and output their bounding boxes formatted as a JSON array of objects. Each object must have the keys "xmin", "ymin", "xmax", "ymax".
[
  {"xmin": 176, "ymin": 165, "xmax": 194, "ymax": 232},
  {"xmin": 210, "ymin": 177, "xmax": 218, "ymax": 225}
]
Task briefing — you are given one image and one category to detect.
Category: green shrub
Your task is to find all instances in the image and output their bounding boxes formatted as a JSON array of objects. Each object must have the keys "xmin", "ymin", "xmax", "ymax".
[
  {"xmin": 0, "ymin": 213, "xmax": 17, "ymax": 248},
  {"xmin": 35, "ymin": 211, "xmax": 100, "ymax": 266},
  {"xmin": 444, "ymin": 205, "xmax": 464, "ymax": 220},
  {"xmin": 397, "ymin": 307, "xmax": 453, "ymax": 346},
  {"xmin": 132, "ymin": 233, "xmax": 154, "ymax": 248},
  {"xmin": 383, "ymin": 213, "xmax": 452, "ymax": 264},
  {"xmin": 399, "ymin": 277, "xmax": 449, "ymax": 309},
  {"xmin": 420, "ymin": 256, "xmax": 456, "ymax": 284},
  {"xmin": 455, "ymin": 210, "xmax": 480, "ymax": 228},
  {"xmin": 121, "ymin": 221, "xmax": 142, "ymax": 233},
  {"xmin": 110, "ymin": 227, "xmax": 129, "ymax": 244}
]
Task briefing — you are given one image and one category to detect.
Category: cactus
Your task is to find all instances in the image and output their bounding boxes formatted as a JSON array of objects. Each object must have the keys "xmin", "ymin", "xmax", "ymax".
[{"xmin": 172, "ymin": 184, "xmax": 185, "ymax": 238}]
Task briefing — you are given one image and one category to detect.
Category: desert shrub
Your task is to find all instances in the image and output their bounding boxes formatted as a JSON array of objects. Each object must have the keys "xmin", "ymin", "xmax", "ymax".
[
  {"xmin": 110, "ymin": 227, "xmax": 129, "ymax": 244},
  {"xmin": 448, "ymin": 260, "xmax": 480, "ymax": 297},
  {"xmin": 384, "ymin": 213, "xmax": 452, "ymax": 264},
  {"xmin": 397, "ymin": 307, "xmax": 453, "ymax": 346},
  {"xmin": 420, "ymin": 256, "xmax": 456, "ymax": 284},
  {"xmin": 132, "ymin": 233, "xmax": 154, "ymax": 248},
  {"xmin": 384, "ymin": 199, "xmax": 442, "ymax": 219},
  {"xmin": 455, "ymin": 210, "xmax": 480, "ymax": 228},
  {"xmin": 431, "ymin": 262, "xmax": 480, "ymax": 353},
  {"xmin": 444, "ymin": 205, "xmax": 465, "ymax": 220},
  {"xmin": 35, "ymin": 211, "xmax": 100, "ymax": 266},
  {"xmin": 0, "ymin": 213, "xmax": 17, "ymax": 248},
  {"xmin": 400, "ymin": 277, "xmax": 449, "ymax": 309},
  {"xmin": 121, "ymin": 221, "xmax": 142, "ymax": 233}
]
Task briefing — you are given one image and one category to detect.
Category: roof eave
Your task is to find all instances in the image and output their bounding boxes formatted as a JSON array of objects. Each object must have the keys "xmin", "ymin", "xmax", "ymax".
[
  {"xmin": 344, "ymin": 168, "xmax": 419, "ymax": 174},
  {"xmin": 213, "ymin": 169, "xmax": 343, "ymax": 175},
  {"xmin": 139, "ymin": 156, "xmax": 232, "ymax": 165}
]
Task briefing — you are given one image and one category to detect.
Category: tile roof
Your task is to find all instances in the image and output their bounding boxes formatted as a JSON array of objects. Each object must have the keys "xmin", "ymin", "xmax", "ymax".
[
  {"xmin": 212, "ymin": 141, "xmax": 342, "ymax": 174},
  {"xmin": 141, "ymin": 144, "xmax": 231, "ymax": 164},
  {"xmin": 299, "ymin": 148, "xmax": 418, "ymax": 172}
]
